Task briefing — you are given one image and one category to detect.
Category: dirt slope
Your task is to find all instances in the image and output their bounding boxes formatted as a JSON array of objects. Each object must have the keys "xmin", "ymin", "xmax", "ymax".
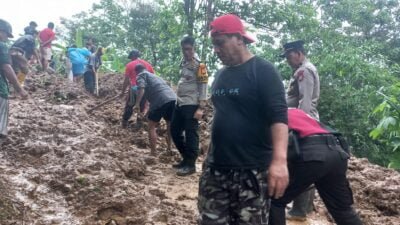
[{"xmin": 0, "ymin": 73, "xmax": 399, "ymax": 225}]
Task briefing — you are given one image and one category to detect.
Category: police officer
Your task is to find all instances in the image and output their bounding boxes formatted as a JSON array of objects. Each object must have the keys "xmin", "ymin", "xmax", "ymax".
[
  {"xmin": 283, "ymin": 40, "xmax": 320, "ymax": 120},
  {"xmin": 281, "ymin": 40, "xmax": 320, "ymax": 219},
  {"xmin": 269, "ymin": 108, "xmax": 363, "ymax": 225},
  {"xmin": 170, "ymin": 36, "xmax": 208, "ymax": 176}
]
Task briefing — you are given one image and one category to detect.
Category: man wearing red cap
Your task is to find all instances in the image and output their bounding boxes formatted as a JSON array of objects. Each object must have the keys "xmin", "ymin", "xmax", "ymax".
[{"xmin": 198, "ymin": 14, "xmax": 289, "ymax": 224}]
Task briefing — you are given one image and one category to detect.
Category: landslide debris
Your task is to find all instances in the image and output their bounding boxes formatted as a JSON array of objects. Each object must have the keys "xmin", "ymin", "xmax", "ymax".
[{"xmin": 0, "ymin": 73, "xmax": 398, "ymax": 225}]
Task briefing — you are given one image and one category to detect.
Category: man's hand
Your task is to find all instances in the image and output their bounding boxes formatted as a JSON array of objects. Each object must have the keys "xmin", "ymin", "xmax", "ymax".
[
  {"xmin": 267, "ymin": 158, "xmax": 288, "ymax": 199},
  {"xmin": 193, "ymin": 108, "xmax": 203, "ymax": 120},
  {"xmin": 18, "ymin": 89, "xmax": 29, "ymax": 100}
]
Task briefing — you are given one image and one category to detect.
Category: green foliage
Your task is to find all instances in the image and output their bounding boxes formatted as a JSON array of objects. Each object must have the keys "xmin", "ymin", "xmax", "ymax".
[
  {"xmin": 59, "ymin": 0, "xmax": 400, "ymax": 167},
  {"xmin": 101, "ymin": 48, "xmax": 127, "ymax": 73},
  {"xmin": 75, "ymin": 29, "xmax": 83, "ymax": 48},
  {"xmin": 370, "ymin": 83, "xmax": 400, "ymax": 168}
]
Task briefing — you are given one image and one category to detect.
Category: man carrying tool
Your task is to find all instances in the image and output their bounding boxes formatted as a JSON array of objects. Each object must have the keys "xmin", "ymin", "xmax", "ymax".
[
  {"xmin": 134, "ymin": 64, "xmax": 176, "ymax": 155},
  {"xmin": 120, "ymin": 49, "xmax": 154, "ymax": 128},
  {"xmin": 84, "ymin": 47, "xmax": 103, "ymax": 94},
  {"xmin": 0, "ymin": 19, "xmax": 29, "ymax": 140},
  {"xmin": 269, "ymin": 108, "xmax": 363, "ymax": 225}
]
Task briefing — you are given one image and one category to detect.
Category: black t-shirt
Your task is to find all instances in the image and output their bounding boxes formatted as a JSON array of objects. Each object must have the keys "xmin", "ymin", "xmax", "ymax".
[
  {"xmin": 12, "ymin": 35, "xmax": 36, "ymax": 58},
  {"xmin": 206, "ymin": 56, "xmax": 288, "ymax": 170}
]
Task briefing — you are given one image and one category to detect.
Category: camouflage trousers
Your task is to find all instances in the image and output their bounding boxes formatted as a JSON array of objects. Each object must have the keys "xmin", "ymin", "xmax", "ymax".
[{"xmin": 198, "ymin": 167, "xmax": 270, "ymax": 225}]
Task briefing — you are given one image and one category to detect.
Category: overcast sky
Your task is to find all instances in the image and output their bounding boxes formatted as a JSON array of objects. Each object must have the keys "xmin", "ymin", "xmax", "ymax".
[{"xmin": 0, "ymin": 0, "xmax": 99, "ymax": 39}]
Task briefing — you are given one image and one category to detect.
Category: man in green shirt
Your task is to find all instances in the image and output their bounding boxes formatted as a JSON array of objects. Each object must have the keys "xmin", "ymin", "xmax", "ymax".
[{"xmin": 0, "ymin": 19, "xmax": 28, "ymax": 139}]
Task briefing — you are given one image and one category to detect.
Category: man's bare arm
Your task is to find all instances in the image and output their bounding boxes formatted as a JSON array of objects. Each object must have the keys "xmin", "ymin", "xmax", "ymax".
[
  {"xmin": 267, "ymin": 122, "xmax": 289, "ymax": 199},
  {"xmin": 2, "ymin": 64, "xmax": 28, "ymax": 98}
]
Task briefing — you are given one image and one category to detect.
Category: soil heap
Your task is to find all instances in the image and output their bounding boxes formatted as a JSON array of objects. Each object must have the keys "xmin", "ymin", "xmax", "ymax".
[{"xmin": 0, "ymin": 73, "xmax": 399, "ymax": 225}]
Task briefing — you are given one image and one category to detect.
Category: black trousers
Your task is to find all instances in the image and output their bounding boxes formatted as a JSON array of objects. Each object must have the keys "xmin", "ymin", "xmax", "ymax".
[
  {"xmin": 269, "ymin": 140, "xmax": 363, "ymax": 225},
  {"xmin": 83, "ymin": 70, "xmax": 95, "ymax": 94},
  {"xmin": 170, "ymin": 104, "xmax": 199, "ymax": 165}
]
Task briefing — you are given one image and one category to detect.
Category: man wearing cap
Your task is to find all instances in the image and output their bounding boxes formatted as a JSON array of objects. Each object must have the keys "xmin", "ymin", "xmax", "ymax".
[
  {"xmin": 170, "ymin": 36, "xmax": 208, "ymax": 176},
  {"xmin": 0, "ymin": 19, "xmax": 29, "ymax": 140},
  {"xmin": 120, "ymin": 49, "xmax": 154, "ymax": 128},
  {"xmin": 269, "ymin": 108, "xmax": 363, "ymax": 225},
  {"xmin": 282, "ymin": 40, "xmax": 320, "ymax": 120},
  {"xmin": 198, "ymin": 14, "xmax": 288, "ymax": 225},
  {"xmin": 39, "ymin": 22, "xmax": 56, "ymax": 72},
  {"xmin": 281, "ymin": 40, "xmax": 320, "ymax": 221},
  {"xmin": 24, "ymin": 21, "xmax": 38, "ymax": 36}
]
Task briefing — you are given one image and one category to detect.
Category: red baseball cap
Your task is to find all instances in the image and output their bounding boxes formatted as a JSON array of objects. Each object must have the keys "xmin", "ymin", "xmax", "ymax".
[{"xmin": 210, "ymin": 14, "xmax": 255, "ymax": 43}]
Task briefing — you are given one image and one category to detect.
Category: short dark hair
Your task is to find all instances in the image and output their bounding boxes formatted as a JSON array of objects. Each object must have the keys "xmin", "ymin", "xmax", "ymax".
[
  {"xmin": 180, "ymin": 36, "xmax": 195, "ymax": 47},
  {"xmin": 128, "ymin": 49, "xmax": 141, "ymax": 59},
  {"xmin": 48, "ymin": 22, "xmax": 55, "ymax": 29},
  {"xmin": 134, "ymin": 64, "xmax": 146, "ymax": 73},
  {"xmin": 29, "ymin": 21, "xmax": 37, "ymax": 27}
]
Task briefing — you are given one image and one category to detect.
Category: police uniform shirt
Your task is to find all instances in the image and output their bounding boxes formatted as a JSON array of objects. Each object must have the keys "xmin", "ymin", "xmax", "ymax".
[
  {"xmin": 176, "ymin": 56, "xmax": 208, "ymax": 106},
  {"xmin": 286, "ymin": 59, "xmax": 320, "ymax": 120}
]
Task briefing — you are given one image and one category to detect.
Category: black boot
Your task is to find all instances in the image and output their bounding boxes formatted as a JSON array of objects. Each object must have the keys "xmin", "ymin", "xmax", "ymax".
[
  {"xmin": 172, "ymin": 159, "xmax": 186, "ymax": 169},
  {"xmin": 287, "ymin": 188, "xmax": 315, "ymax": 221},
  {"xmin": 176, "ymin": 159, "xmax": 196, "ymax": 176},
  {"xmin": 121, "ymin": 119, "xmax": 129, "ymax": 129}
]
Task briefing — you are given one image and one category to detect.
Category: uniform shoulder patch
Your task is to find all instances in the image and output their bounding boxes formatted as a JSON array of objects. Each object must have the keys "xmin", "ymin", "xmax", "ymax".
[
  {"xmin": 296, "ymin": 70, "xmax": 305, "ymax": 82},
  {"xmin": 197, "ymin": 63, "xmax": 208, "ymax": 83}
]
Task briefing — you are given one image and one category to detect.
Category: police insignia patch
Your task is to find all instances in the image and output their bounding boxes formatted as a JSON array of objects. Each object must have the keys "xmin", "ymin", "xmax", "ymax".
[{"xmin": 296, "ymin": 70, "xmax": 305, "ymax": 81}]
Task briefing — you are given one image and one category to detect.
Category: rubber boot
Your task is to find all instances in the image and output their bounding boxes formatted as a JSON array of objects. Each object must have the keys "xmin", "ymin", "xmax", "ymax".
[
  {"xmin": 17, "ymin": 71, "xmax": 26, "ymax": 87},
  {"xmin": 176, "ymin": 158, "xmax": 196, "ymax": 176},
  {"xmin": 287, "ymin": 187, "xmax": 315, "ymax": 221}
]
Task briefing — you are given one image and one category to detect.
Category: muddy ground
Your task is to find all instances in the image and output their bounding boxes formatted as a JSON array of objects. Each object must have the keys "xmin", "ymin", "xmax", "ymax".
[{"xmin": 0, "ymin": 73, "xmax": 399, "ymax": 225}]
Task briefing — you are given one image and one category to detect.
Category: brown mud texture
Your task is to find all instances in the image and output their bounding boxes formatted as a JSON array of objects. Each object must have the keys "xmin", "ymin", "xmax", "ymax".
[{"xmin": 0, "ymin": 73, "xmax": 399, "ymax": 225}]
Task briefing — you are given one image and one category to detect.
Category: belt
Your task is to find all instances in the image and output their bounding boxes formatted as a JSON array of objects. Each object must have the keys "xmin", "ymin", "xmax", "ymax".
[{"xmin": 299, "ymin": 134, "xmax": 340, "ymax": 146}]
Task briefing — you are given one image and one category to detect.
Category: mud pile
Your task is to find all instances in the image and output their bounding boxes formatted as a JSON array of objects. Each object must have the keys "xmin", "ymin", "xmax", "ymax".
[
  {"xmin": 348, "ymin": 158, "xmax": 400, "ymax": 225},
  {"xmin": 0, "ymin": 73, "xmax": 399, "ymax": 225}
]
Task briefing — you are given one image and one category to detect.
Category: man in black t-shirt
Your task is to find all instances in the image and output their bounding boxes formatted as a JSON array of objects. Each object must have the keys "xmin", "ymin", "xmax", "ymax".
[
  {"xmin": 198, "ymin": 14, "xmax": 289, "ymax": 225},
  {"xmin": 10, "ymin": 33, "xmax": 41, "ymax": 86}
]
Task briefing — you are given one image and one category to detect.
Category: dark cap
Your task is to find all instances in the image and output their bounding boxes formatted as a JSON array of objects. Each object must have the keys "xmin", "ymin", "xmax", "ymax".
[
  {"xmin": 210, "ymin": 14, "xmax": 255, "ymax": 44},
  {"xmin": 128, "ymin": 49, "xmax": 141, "ymax": 59},
  {"xmin": 280, "ymin": 40, "xmax": 305, "ymax": 58},
  {"xmin": 0, "ymin": 19, "xmax": 13, "ymax": 38},
  {"xmin": 29, "ymin": 21, "xmax": 38, "ymax": 27}
]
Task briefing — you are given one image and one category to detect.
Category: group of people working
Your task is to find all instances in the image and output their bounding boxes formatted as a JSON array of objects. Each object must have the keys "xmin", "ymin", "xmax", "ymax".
[
  {"xmin": 119, "ymin": 14, "xmax": 363, "ymax": 225},
  {"xmin": 120, "ymin": 35, "xmax": 208, "ymax": 177},
  {"xmin": 0, "ymin": 13, "xmax": 364, "ymax": 224}
]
